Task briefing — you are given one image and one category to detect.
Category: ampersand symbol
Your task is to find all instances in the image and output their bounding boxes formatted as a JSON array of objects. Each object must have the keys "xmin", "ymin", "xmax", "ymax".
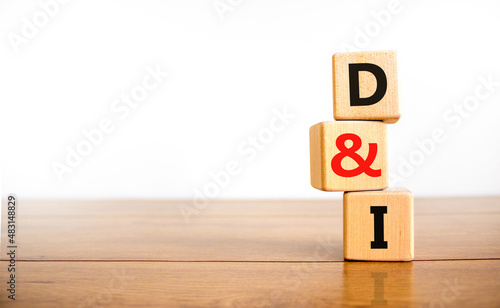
[{"xmin": 331, "ymin": 133, "xmax": 381, "ymax": 177}]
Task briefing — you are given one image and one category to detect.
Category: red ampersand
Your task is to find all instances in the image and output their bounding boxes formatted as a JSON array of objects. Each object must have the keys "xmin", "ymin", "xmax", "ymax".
[{"xmin": 331, "ymin": 133, "xmax": 381, "ymax": 177}]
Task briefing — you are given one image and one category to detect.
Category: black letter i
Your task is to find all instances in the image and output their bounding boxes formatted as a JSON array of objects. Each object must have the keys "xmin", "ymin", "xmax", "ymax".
[{"xmin": 371, "ymin": 206, "xmax": 388, "ymax": 249}]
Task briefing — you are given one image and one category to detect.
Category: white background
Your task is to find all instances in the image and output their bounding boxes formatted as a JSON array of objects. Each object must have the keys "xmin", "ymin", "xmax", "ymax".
[{"xmin": 1, "ymin": 0, "xmax": 500, "ymax": 199}]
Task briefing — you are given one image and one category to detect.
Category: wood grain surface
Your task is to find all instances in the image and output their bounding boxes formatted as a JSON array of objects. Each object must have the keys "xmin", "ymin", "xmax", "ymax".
[
  {"xmin": 0, "ymin": 197, "xmax": 499, "ymax": 307},
  {"xmin": 0, "ymin": 260, "xmax": 499, "ymax": 307}
]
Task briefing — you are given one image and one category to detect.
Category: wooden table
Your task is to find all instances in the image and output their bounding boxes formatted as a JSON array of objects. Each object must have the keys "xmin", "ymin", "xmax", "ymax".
[{"xmin": 1, "ymin": 197, "xmax": 499, "ymax": 307}]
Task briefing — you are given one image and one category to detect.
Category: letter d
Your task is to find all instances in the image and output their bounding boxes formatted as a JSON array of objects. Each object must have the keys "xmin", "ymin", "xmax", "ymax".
[
  {"xmin": 209, "ymin": 170, "xmax": 230, "ymax": 188},
  {"xmin": 83, "ymin": 128, "xmax": 103, "ymax": 146},
  {"xmin": 349, "ymin": 63, "xmax": 387, "ymax": 106},
  {"xmin": 39, "ymin": 0, "xmax": 60, "ymax": 17},
  {"xmin": 65, "ymin": 145, "xmax": 82, "ymax": 168}
]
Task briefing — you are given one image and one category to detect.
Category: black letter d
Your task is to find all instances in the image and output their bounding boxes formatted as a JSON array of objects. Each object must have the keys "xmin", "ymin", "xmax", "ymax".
[{"xmin": 349, "ymin": 63, "xmax": 387, "ymax": 107}]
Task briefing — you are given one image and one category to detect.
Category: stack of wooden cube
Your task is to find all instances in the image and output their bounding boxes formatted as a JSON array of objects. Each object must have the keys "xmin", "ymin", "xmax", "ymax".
[{"xmin": 309, "ymin": 50, "xmax": 414, "ymax": 261}]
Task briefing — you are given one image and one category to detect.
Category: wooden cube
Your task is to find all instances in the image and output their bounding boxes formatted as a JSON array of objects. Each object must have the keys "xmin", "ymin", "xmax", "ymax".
[
  {"xmin": 333, "ymin": 50, "xmax": 399, "ymax": 124},
  {"xmin": 343, "ymin": 188, "xmax": 414, "ymax": 261},
  {"xmin": 309, "ymin": 121, "xmax": 387, "ymax": 191}
]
